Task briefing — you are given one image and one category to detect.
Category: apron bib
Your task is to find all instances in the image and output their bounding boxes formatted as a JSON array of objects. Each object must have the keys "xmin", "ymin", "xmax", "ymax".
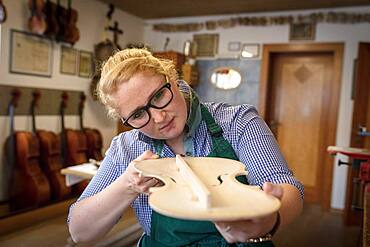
[{"xmin": 140, "ymin": 105, "xmax": 274, "ymax": 247}]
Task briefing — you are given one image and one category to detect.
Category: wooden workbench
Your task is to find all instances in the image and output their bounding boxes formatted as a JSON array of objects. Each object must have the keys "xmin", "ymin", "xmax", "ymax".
[
  {"xmin": 61, "ymin": 163, "xmax": 143, "ymax": 245},
  {"xmin": 364, "ymin": 184, "xmax": 370, "ymax": 246}
]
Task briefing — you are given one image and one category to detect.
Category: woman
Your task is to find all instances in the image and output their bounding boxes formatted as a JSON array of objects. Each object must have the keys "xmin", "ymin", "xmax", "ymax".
[{"xmin": 68, "ymin": 48, "xmax": 303, "ymax": 246}]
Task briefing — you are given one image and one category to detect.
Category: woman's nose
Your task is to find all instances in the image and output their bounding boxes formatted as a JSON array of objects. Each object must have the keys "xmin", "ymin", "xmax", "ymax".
[{"xmin": 150, "ymin": 108, "xmax": 166, "ymax": 123}]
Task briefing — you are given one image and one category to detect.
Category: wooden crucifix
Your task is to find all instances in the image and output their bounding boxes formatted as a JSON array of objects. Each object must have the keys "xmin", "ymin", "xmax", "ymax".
[{"xmin": 107, "ymin": 21, "xmax": 123, "ymax": 49}]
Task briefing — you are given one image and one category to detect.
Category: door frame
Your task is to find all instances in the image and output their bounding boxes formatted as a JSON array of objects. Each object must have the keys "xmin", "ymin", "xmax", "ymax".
[{"xmin": 259, "ymin": 43, "xmax": 344, "ymax": 210}]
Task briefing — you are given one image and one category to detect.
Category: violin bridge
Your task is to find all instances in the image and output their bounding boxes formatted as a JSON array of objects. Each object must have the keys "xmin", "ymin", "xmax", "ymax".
[{"xmin": 175, "ymin": 155, "xmax": 211, "ymax": 209}]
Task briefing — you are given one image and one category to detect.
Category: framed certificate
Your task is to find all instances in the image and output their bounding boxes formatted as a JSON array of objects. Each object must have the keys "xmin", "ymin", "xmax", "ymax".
[
  {"xmin": 10, "ymin": 29, "xmax": 53, "ymax": 77},
  {"xmin": 60, "ymin": 46, "xmax": 78, "ymax": 75},
  {"xmin": 193, "ymin": 33, "xmax": 219, "ymax": 57},
  {"xmin": 289, "ymin": 23, "xmax": 316, "ymax": 41},
  {"xmin": 78, "ymin": 50, "xmax": 93, "ymax": 78}
]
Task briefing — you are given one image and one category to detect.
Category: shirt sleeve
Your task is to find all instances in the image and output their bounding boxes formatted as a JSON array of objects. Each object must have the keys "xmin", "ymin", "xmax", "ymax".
[
  {"xmin": 67, "ymin": 136, "xmax": 122, "ymax": 223},
  {"xmin": 234, "ymin": 106, "xmax": 304, "ymax": 199}
]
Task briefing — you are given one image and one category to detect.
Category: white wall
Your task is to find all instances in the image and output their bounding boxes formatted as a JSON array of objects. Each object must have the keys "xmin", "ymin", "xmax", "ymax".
[
  {"xmin": 0, "ymin": 0, "xmax": 144, "ymax": 201},
  {"xmin": 143, "ymin": 6, "xmax": 370, "ymax": 209}
]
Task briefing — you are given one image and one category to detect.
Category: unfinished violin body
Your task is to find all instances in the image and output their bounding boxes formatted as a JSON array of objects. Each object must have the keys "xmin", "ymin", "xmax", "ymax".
[{"xmin": 134, "ymin": 155, "xmax": 280, "ymax": 221}]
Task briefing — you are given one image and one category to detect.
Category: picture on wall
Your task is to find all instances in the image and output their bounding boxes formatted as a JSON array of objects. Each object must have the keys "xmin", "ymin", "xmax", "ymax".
[
  {"xmin": 228, "ymin": 42, "xmax": 241, "ymax": 52},
  {"xmin": 10, "ymin": 29, "xmax": 53, "ymax": 77},
  {"xmin": 60, "ymin": 46, "xmax": 77, "ymax": 75},
  {"xmin": 78, "ymin": 50, "xmax": 93, "ymax": 78},
  {"xmin": 193, "ymin": 33, "xmax": 219, "ymax": 57},
  {"xmin": 289, "ymin": 23, "xmax": 316, "ymax": 41}
]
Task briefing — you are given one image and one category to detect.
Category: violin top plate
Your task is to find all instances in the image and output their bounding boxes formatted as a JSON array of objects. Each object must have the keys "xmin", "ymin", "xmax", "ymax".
[{"xmin": 134, "ymin": 157, "xmax": 281, "ymax": 221}]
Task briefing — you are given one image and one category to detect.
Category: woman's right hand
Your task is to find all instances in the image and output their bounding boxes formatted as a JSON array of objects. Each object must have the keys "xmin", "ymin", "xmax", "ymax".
[{"xmin": 123, "ymin": 150, "xmax": 162, "ymax": 195}]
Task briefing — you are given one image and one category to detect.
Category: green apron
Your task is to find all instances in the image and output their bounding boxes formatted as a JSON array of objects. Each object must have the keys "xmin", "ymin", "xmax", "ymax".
[{"xmin": 140, "ymin": 105, "xmax": 274, "ymax": 247}]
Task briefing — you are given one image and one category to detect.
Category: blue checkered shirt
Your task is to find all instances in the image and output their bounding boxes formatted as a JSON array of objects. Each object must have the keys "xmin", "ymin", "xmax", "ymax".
[{"xmin": 69, "ymin": 101, "xmax": 304, "ymax": 236}]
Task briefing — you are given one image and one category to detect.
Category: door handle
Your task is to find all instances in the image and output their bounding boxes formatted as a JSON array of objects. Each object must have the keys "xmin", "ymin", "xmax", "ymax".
[{"xmin": 358, "ymin": 125, "xmax": 370, "ymax": 137}]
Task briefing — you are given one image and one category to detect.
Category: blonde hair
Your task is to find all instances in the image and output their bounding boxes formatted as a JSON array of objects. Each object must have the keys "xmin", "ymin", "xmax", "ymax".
[{"xmin": 97, "ymin": 48, "xmax": 178, "ymax": 119}]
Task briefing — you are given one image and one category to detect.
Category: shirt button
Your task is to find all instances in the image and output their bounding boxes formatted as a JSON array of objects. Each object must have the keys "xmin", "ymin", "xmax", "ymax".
[{"xmin": 186, "ymin": 152, "xmax": 192, "ymax": 156}]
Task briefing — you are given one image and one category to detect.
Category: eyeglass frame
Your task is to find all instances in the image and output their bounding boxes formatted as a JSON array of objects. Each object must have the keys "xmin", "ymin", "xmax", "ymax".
[{"xmin": 120, "ymin": 82, "xmax": 174, "ymax": 129}]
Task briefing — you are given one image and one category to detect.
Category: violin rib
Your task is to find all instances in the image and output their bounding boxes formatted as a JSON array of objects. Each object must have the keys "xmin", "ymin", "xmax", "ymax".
[{"xmin": 176, "ymin": 155, "xmax": 211, "ymax": 209}]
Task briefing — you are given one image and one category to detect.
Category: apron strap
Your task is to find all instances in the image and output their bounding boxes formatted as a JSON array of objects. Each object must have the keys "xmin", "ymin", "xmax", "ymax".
[
  {"xmin": 153, "ymin": 139, "xmax": 164, "ymax": 157},
  {"xmin": 200, "ymin": 104, "xmax": 238, "ymax": 161},
  {"xmin": 200, "ymin": 104, "xmax": 223, "ymax": 137}
]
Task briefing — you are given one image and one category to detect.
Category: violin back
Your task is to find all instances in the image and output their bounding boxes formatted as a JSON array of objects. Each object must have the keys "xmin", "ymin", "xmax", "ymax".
[
  {"xmin": 28, "ymin": 0, "xmax": 47, "ymax": 34},
  {"xmin": 37, "ymin": 130, "xmax": 71, "ymax": 200},
  {"xmin": 135, "ymin": 157, "xmax": 281, "ymax": 221},
  {"xmin": 64, "ymin": 129, "xmax": 88, "ymax": 165},
  {"xmin": 64, "ymin": 7, "xmax": 80, "ymax": 44},
  {"xmin": 44, "ymin": 0, "xmax": 59, "ymax": 37},
  {"xmin": 63, "ymin": 128, "xmax": 89, "ymax": 194},
  {"xmin": 85, "ymin": 128, "xmax": 103, "ymax": 161},
  {"xmin": 10, "ymin": 131, "xmax": 51, "ymax": 210}
]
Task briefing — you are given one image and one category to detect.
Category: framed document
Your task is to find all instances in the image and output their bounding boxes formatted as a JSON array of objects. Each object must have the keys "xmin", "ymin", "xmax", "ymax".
[
  {"xmin": 193, "ymin": 33, "xmax": 219, "ymax": 57},
  {"xmin": 228, "ymin": 42, "xmax": 241, "ymax": 52},
  {"xmin": 10, "ymin": 29, "xmax": 53, "ymax": 77},
  {"xmin": 241, "ymin": 44, "xmax": 260, "ymax": 58},
  {"xmin": 78, "ymin": 50, "xmax": 93, "ymax": 78},
  {"xmin": 289, "ymin": 23, "xmax": 316, "ymax": 41},
  {"xmin": 60, "ymin": 46, "xmax": 77, "ymax": 75}
]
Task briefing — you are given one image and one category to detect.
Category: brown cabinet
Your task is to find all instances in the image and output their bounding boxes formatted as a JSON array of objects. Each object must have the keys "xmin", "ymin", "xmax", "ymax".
[
  {"xmin": 181, "ymin": 64, "xmax": 198, "ymax": 87},
  {"xmin": 153, "ymin": 51, "xmax": 198, "ymax": 87},
  {"xmin": 152, "ymin": 51, "xmax": 185, "ymax": 71}
]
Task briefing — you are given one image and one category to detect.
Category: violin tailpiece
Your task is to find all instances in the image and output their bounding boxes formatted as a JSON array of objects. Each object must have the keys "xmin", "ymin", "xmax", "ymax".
[{"xmin": 175, "ymin": 155, "xmax": 211, "ymax": 209}]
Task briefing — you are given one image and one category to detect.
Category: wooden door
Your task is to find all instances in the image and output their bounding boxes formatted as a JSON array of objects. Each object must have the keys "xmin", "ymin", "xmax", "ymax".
[
  {"xmin": 346, "ymin": 42, "xmax": 370, "ymax": 225},
  {"xmin": 259, "ymin": 43, "xmax": 343, "ymax": 209},
  {"xmin": 269, "ymin": 53, "xmax": 333, "ymax": 203}
]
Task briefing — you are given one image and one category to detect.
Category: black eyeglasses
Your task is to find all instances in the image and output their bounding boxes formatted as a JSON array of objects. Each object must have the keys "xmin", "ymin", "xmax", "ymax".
[{"xmin": 121, "ymin": 83, "xmax": 174, "ymax": 129}]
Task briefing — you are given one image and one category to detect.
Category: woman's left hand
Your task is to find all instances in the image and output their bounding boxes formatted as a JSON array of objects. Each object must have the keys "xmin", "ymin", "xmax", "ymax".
[{"xmin": 214, "ymin": 182, "xmax": 283, "ymax": 243}]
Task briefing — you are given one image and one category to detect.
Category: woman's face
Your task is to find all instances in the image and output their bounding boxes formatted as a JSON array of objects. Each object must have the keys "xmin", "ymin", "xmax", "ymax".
[{"xmin": 114, "ymin": 72, "xmax": 188, "ymax": 142}]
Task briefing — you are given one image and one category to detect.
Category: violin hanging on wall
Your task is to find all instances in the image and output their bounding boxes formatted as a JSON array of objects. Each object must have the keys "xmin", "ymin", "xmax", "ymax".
[
  {"xmin": 31, "ymin": 91, "xmax": 71, "ymax": 201},
  {"xmin": 60, "ymin": 93, "xmax": 89, "ymax": 195},
  {"xmin": 28, "ymin": 0, "xmax": 47, "ymax": 35},
  {"xmin": 43, "ymin": 0, "xmax": 59, "ymax": 38},
  {"xmin": 78, "ymin": 93, "xmax": 104, "ymax": 161},
  {"xmin": 64, "ymin": 0, "xmax": 80, "ymax": 44},
  {"xmin": 55, "ymin": 0, "xmax": 67, "ymax": 42},
  {"xmin": 0, "ymin": 0, "xmax": 7, "ymax": 24},
  {"xmin": 6, "ymin": 90, "xmax": 51, "ymax": 211}
]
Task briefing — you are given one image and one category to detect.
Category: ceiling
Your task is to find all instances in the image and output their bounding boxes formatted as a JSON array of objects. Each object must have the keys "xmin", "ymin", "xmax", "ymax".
[{"xmin": 99, "ymin": 0, "xmax": 370, "ymax": 19}]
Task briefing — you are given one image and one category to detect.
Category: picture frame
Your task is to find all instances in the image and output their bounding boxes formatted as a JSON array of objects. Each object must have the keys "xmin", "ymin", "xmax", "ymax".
[
  {"xmin": 193, "ymin": 33, "xmax": 219, "ymax": 57},
  {"xmin": 60, "ymin": 46, "xmax": 77, "ymax": 75},
  {"xmin": 241, "ymin": 43, "xmax": 260, "ymax": 58},
  {"xmin": 289, "ymin": 23, "xmax": 316, "ymax": 41},
  {"xmin": 9, "ymin": 29, "xmax": 53, "ymax": 77},
  {"xmin": 78, "ymin": 50, "xmax": 93, "ymax": 78},
  {"xmin": 228, "ymin": 42, "xmax": 241, "ymax": 52}
]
